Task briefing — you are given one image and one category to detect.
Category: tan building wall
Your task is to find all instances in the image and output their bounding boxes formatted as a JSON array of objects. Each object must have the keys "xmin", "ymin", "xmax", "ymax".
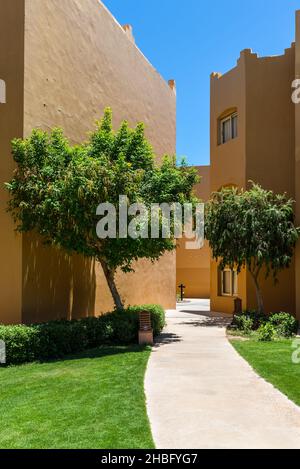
[
  {"xmin": 244, "ymin": 47, "xmax": 295, "ymax": 316},
  {"xmin": 211, "ymin": 45, "xmax": 296, "ymax": 316},
  {"xmin": 210, "ymin": 53, "xmax": 247, "ymax": 314},
  {"xmin": 176, "ymin": 166, "xmax": 211, "ymax": 299},
  {"xmin": 0, "ymin": 0, "xmax": 25, "ymax": 324},
  {"xmin": 0, "ymin": 0, "xmax": 176, "ymax": 324}
]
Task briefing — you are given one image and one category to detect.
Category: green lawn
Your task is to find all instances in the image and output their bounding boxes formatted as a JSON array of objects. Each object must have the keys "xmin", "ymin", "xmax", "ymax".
[
  {"xmin": 0, "ymin": 346, "xmax": 154, "ymax": 449},
  {"xmin": 231, "ymin": 339, "xmax": 300, "ymax": 407}
]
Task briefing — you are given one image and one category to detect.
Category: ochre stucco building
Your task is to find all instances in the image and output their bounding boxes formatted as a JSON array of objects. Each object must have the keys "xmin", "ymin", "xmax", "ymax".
[
  {"xmin": 210, "ymin": 42, "xmax": 296, "ymax": 315},
  {"xmin": 2, "ymin": 2, "xmax": 300, "ymax": 324},
  {"xmin": 0, "ymin": 0, "xmax": 176, "ymax": 324},
  {"xmin": 176, "ymin": 166, "xmax": 210, "ymax": 299},
  {"xmin": 178, "ymin": 10, "xmax": 300, "ymax": 319}
]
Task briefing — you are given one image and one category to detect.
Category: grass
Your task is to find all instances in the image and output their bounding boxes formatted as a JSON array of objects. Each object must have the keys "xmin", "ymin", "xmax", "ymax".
[
  {"xmin": 231, "ymin": 339, "xmax": 300, "ymax": 407},
  {"xmin": 0, "ymin": 346, "xmax": 154, "ymax": 449}
]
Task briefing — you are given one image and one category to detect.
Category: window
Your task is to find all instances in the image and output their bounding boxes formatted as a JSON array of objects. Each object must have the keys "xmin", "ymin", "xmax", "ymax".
[
  {"xmin": 231, "ymin": 113, "xmax": 238, "ymax": 139},
  {"xmin": 219, "ymin": 112, "xmax": 238, "ymax": 144},
  {"xmin": 220, "ymin": 268, "xmax": 238, "ymax": 297}
]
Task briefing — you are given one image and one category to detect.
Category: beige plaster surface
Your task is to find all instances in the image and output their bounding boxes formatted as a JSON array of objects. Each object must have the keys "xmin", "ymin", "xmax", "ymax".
[
  {"xmin": 210, "ymin": 45, "xmax": 296, "ymax": 316},
  {"xmin": 0, "ymin": 0, "xmax": 176, "ymax": 324},
  {"xmin": 176, "ymin": 166, "xmax": 211, "ymax": 299},
  {"xmin": 0, "ymin": 0, "xmax": 24, "ymax": 324}
]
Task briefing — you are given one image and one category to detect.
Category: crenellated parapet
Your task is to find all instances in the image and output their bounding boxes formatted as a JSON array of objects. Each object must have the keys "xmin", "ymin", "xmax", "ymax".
[{"xmin": 122, "ymin": 24, "xmax": 135, "ymax": 44}]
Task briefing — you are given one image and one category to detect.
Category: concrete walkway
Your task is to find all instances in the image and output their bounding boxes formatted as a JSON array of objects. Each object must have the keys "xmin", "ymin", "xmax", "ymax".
[{"xmin": 145, "ymin": 300, "xmax": 300, "ymax": 449}]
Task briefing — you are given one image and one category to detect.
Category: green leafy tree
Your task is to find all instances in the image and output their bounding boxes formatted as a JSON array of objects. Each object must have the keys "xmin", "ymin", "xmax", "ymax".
[
  {"xmin": 205, "ymin": 183, "xmax": 300, "ymax": 314},
  {"xmin": 6, "ymin": 108, "xmax": 198, "ymax": 310}
]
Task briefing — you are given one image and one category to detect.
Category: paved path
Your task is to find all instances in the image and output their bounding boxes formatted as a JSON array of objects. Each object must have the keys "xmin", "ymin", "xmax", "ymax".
[{"xmin": 145, "ymin": 300, "xmax": 300, "ymax": 449}]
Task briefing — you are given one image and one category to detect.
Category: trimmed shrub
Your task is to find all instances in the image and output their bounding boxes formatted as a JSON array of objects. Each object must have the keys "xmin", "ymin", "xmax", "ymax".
[
  {"xmin": 230, "ymin": 309, "xmax": 299, "ymax": 341},
  {"xmin": 108, "ymin": 305, "xmax": 166, "ymax": 344},
  {"xmin": 84, "ymin": 317, "xmax": 113, "ymax": 348},
  {"xmin": 127, "ymin": 304, "xmax": 166, "ymax": 337},
  {"xmin": 257, "ymin": 323, "xmax": 276, "ymax": 342},
  {"xmin": 231, "ymin": 310, "xmax": 266, "ymax": 334},
  {"xmin": 231, "ymin": 315, "xmax": 254, "ymax": 335},
  {"xmin": 0, "ymin": 325, "xmax": 39, "ymax": 365},
  {"xmin": 0, "ymin": 305, "xmax": 165, "ymax": 366},
  {"xmin": 36, "ymin": 320, "xmax": 90, "ymax": 360},
  {"xmin": 107, "ymin": 310, "xmax": 138, "ymax": 345},
  {"xmin": 269, "ymin": 313, "xmax": 299, "ymax": 338}
]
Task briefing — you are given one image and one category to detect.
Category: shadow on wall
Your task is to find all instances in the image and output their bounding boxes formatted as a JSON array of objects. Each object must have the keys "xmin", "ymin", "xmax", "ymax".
[{"xmin": 22, "ymin": 233, "xmax": 96, "ymax": 324}]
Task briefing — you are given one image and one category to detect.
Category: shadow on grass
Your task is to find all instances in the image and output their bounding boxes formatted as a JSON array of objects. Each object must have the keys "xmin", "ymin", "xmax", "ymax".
[
  {"xmin": 0, "ymin": 345, "xmax": 151, "ymax": 369},
  {"xmin": 46, "ymin": 345, "xmax": 151, "ymax": 364}
]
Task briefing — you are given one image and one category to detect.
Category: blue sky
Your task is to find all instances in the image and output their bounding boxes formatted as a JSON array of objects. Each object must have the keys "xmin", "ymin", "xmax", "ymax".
[{"xmin": 103, "ymin": 0, "xmax": 299, "ymax": 166}]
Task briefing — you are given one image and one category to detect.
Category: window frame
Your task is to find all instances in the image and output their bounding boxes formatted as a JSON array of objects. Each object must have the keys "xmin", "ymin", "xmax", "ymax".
[
  {"xmin": 221, "ymin": 268, "xmax": 238, "ymax": 297},
  {"xmin": 219, "ymin": 112, "xmax": 238, "ymax": 145},
  {"xmin": 231, "ymin": 112, "xmax": 238, "ymax": 139}
]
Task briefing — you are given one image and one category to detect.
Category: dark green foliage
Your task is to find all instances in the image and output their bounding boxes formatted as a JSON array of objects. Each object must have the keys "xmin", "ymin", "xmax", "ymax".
[
  {"xmin": 206, "ymin": 184, "xmax": 299, "ymax": 277},
  {"xmin": 0, "ymin": 305, "xmax": 165, "ymax": 366},
  {"xmin": 35, "ymin": 320, "xmax": 90, "ymax": 360},
  {"xmin": 231, "ymin": 316, "xmax": 255, "ymax": 335},
  {"xmin": 0, "ymin": 325, "xmax": 39, "ymax": 365},
  {"xmin": 257, "ymin": 323, "xmax": 276, "ymax": 342},
  {"xmin": 6, "ymin": 108, "xmax": 198, "ymax": 309},
  {"xmin": 205, "ymin": 183, "xmax": 300, "ymax": 314},
  {"xmin": 231, "ymin": 310, "xmax": 266, "ymax": 332},
  {"xmin": 269, "ymin": 313, "xmax": 299, "ymax": 338},
  {"xmin": 230, "ymin": 310, "xmax": 298, "ymax": 341},
  {"xmin": 127, "ymin": 304, "xmax": 166, "ymax": 336}
]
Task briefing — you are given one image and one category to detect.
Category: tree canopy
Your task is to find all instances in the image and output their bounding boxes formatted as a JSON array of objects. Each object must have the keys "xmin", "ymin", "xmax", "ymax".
[
  {"xmin": 6, "ymin": 108, "xmax": 198, "ymax": 309},
  {"xmin": 205, "ymin": 183, "xmax": 300, "ymax": 314}
]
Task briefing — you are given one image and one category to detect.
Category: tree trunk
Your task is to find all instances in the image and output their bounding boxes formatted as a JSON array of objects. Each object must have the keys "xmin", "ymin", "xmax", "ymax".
[
  {"xmin": 250, "ymin": 270, "xmax": 264, "ymax": 315},
  {"xmin": 100, "ymin": 260, "xmax": 124, "ymax": 310}
]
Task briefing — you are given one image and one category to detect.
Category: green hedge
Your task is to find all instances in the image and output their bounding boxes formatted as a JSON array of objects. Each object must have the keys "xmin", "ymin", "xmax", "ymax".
[
  {"xmin": 0, "ymin": 305, "xmax": 165, "ymax": 366},
  {"xmin": 231, "ymin": 310, "xmax": 266, "ymax": 332},
  {"xmin": 229, "ymin": 310, "xmax": 299, "ymax": 341}
]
